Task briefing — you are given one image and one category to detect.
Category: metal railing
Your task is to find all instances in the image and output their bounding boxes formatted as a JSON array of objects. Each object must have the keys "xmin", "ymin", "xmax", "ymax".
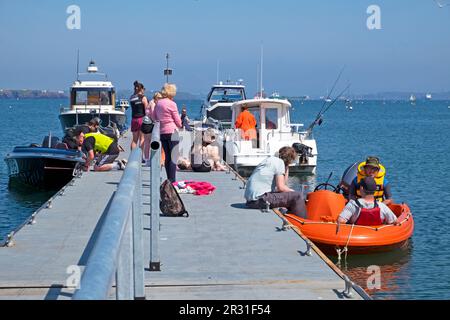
[{"xmin": 73, "ymin": 122, "xmax": 161, "ymax": 300}]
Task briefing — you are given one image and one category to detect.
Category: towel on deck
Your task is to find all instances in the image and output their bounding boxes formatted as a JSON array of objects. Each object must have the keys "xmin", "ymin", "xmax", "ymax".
[{"xmin": 173, "ymin": 180, "xmax": 217, "ymax": 196}]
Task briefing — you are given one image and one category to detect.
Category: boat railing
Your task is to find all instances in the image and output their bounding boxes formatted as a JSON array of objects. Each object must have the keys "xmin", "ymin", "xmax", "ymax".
[{"xmin": 73, "ymin": 122, "xmax": 162, "ymax": 300}]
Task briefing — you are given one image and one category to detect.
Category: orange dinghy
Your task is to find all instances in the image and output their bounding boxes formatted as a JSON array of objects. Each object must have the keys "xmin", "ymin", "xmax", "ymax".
[{"xmin": 284, "ymin": 190, "xmax": 414, "ymax": 254}]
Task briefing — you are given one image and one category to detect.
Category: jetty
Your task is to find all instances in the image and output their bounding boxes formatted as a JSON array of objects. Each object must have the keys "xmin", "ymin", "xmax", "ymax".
[{"xmin": 0, "ymin": 127, "xmax": 369, "ymax": 300}]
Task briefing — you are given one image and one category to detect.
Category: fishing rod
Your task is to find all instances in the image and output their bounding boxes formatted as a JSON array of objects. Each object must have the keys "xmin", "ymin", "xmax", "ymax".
[
  {"xmin": 317, "ymin": 66, "xmax": 346, "ymax": 116},
  {"xmin": 306, "ymin": 83, "xmax": 351, "ymax": 137}
]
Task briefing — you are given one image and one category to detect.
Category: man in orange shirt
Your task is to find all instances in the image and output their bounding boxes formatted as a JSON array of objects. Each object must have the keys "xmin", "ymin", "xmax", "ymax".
[{"xmin": 235, "ymin": 105, "xmax": 257, "ymax": 145}]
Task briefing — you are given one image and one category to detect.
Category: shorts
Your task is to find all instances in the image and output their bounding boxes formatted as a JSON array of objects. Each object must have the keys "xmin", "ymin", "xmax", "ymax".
[
  {"xmin": 95, "ymin": 143, "xmax": 120, "ymax": 167},
  {"xmin": 131, "ymin": 117, "xmax": 143, "ymax": 132},
  {"xmin": 95, "ymin": 154, "xmax": 118, "ymax": 166}
]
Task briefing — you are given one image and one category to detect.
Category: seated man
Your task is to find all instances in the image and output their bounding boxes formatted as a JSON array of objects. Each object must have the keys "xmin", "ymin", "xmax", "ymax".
[
  {"xmin": 338, "ymin": 177, "xmax": 399, "ymax": 226},
  {"xmin": 244, "ymin": 147, "xmax": 306, "ymax": 218},
  {"xmin": 74, "ymin": 129, "xmax": 126, "ymax": 172},
  {"xmin": 349, "ymin": 156, "xmax": 393, "ymax": 205}
]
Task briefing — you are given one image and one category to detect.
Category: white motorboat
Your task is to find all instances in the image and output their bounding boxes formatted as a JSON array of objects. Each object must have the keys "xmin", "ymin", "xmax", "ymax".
[
  {"xmin": 410, "ymin": 94, "xmax": 417, "ymax": 104},
  {"xmin": 426, "ymin": 93, "xmax": 432, "ymax": 100},
  {"xmin": 59, "ymin": 61, "xmax": 127, "ymax": 134},
  {"xmin": 117, "ymin": 99, "xmax": 130, "ymax": 110},
  {"xmin": 201, "ymin": 81, "xmax": 247, "ymax": 129},
  {"xmin": 223, "ymin": 98, "xmax": 317, "ymax": 176}
]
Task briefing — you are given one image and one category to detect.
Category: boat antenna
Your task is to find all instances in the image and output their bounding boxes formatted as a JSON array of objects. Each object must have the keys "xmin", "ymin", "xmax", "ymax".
[
  {"xmin": 216, "ymin": 59, "xmax": 220, "ymax": 84},
  {"xmin": 76, "ymin": 49, "xmax": 80, "ymax": 81},
  {"xmin": 256, "ymin": 63, "xmax": 260, "ymax": 98},
  {"xmin": 260, "ymin": 44, "xmax": 264, "ymax": 98}
]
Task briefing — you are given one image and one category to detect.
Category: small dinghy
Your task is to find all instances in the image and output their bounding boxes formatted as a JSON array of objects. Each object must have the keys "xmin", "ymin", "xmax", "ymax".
[{"xmin": 284, "ymin": 164, "xmax": 414, "ymax": 255}]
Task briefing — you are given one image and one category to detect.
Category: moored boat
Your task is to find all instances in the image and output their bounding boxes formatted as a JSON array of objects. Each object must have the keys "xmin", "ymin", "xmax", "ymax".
[
  {"xmin": 59, "ymin": 61, "xmax": 127, "ymax": 134},
  {"xmin": 201, "ymin": 81, "xmax": 247, "ymax": 129},
  {"xmin": 4, "ymin": 135, "xmax": 84, "ymax": 189},
  {"xmin": 284, "ymin": 189, "xmax": 414, "ymax": 254},
  {"xmin": 223, "ymin": 98, "xmax": 318, "ymax": 176}
]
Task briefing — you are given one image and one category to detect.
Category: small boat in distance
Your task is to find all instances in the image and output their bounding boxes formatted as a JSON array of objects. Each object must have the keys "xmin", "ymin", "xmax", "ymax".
[
  {"xmin": 59, "ymin": 60, "xmax": 127, "ymax": 134},
  {"xmin": 410, "ymin": 94, "xmax": 417, "ymax": 104},
  {"xmin": 4, "ymin": 135, "xmax": 84, "ymax": 189},
  {"xmin": 426, "ymin": 93, "xmax": 432, "ymax": 100}
]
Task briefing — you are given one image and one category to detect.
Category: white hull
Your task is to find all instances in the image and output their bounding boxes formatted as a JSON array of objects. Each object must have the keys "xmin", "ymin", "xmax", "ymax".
[{"xmin": 223, "ymin": 98, "xmax": 318, "ymax": 177}]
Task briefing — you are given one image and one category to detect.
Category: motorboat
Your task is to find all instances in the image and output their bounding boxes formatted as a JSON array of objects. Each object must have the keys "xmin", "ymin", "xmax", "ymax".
[
  {"xmin": 201, "ymin": 81, "xmax": 247, "ymax": 129},
  {"xmin": 284, "ymin": 189, "xmax": 414, "ymax": 255},
  {"xmin": 426, "ymin": 93, "xmax": 432, "ymax": 100},
  {"xmin": 410, "ymin": 94, "xmax": 417, "ymax": 104},
  {"xmin": 117, "ymin": 99, "xmax": 130, "ymax": 110},
  {"xmin": 284, "ymin": 165, "xmax": 414, "ymax": 255},
  {"xmin": 223, "ymin": 98, "xmax": 318, "ymax": 176},
  {"xmin": 4, "ymin": 135, "xmax": 84, "ymax": 189},
  {"xmin": 59, "ymin": 60, "xmax": 127, "ymax": 134}
]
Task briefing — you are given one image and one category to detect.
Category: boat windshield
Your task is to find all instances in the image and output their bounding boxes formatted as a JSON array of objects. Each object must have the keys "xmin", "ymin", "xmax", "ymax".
[
  {"xmin": 265, "ymin": 108, "xmax": 278, "ymax": 130},
  {"xmin": 209, "ymin": 88, "xmax": 245, "ymax": 103},
  {"xmin": 72, "ymin": 88, "xmax": 113, "ymax": 106}
]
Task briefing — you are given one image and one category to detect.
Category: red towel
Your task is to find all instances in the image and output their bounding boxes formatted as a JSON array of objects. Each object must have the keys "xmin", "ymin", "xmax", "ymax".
[{"xmin": 173, "ymin": 181, "xmax": 216, "ymax": 196}]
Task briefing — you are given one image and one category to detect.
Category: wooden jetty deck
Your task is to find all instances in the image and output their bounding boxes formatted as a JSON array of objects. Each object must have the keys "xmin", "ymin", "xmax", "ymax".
[{"xmin": 0, "ymin": 132, "xmax": 367, "ymax": 300}]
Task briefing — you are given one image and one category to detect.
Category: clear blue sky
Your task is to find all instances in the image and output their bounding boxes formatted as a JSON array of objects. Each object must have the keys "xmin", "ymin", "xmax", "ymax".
[{"xmin": 1, "ymin": 0, "xmax": 450, "ymax": 96}]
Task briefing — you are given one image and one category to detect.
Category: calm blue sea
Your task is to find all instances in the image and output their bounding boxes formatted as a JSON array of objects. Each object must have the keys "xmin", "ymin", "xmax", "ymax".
[{"xmin": 1, "ymin": 97, "xmax": 450, "ymax": 299}]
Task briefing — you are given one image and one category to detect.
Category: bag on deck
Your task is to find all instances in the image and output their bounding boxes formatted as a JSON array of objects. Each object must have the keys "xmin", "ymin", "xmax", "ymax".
[{"xmin": 160, "ymin": 180, "xmax": 189, "ymax": 217}]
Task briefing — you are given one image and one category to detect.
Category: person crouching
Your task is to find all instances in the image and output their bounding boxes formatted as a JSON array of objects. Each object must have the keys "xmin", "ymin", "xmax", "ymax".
[
  {"xmin": 244, "ymin": 147, "xmax": 306, "ymax": 218},
  {"xmin": 75, "ymin": 129, "xmax": 127, "ymax": 172}
]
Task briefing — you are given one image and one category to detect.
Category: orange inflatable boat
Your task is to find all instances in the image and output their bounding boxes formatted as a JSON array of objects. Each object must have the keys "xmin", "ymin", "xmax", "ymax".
[{"xmin": 284, "ymin": 190, "xmax": 414, "ymax": 255}]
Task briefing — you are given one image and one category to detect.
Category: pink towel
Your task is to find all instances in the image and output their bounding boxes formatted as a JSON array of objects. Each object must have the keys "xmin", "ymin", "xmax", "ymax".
[{"xmin": 173, "ymin": 181, "xmax": 216, "ymax": 196}]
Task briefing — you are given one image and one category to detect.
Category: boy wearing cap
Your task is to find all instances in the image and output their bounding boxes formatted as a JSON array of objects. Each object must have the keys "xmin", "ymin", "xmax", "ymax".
[
  {"xmin": 349, "ymin": 156, "xmax": 393, "ymax": 206},
  {"xmin": 338, "ymin": 177, "xmax": 399, "ymax": 226}
]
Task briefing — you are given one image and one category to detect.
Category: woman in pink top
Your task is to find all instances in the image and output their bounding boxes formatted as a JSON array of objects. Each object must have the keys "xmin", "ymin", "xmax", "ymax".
[
  {"xmin": 143, "ymin": 92, "xmax": 162, "ymax": 165},
  {"xmin": 153, "ymin": 83, "xmax": 182, "ymax": 182}
]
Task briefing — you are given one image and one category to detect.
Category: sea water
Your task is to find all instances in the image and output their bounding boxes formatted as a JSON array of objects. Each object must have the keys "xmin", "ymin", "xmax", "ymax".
[{"xmin": 1, "ymin": 98, "xmax": 449, "ymax": 299}]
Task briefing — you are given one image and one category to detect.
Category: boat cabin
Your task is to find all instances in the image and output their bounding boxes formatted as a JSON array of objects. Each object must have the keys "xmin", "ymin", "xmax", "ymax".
[
  {"xmin": 203, "ymin": 82, "xmax": 247, "ymax": 127},
  {"xmin": 225, "ymin": 97, "xmax": 317, "ymax": 175},
  {"xmin": 230, "ymin": 98, "xmax": 299, "ymax": 150},
  {"xmin": 70, "ymin": 81, "xmax": 116, "ymax": 110}
]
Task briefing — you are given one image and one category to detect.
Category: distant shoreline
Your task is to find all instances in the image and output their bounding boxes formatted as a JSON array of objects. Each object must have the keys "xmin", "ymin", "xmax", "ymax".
[{"xmin": 1, "ymin": 89, "xmax": 450, "ymax": 101}]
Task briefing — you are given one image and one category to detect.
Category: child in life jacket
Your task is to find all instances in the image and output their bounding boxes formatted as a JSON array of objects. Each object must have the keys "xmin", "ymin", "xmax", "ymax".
[{"xmin": 338, "ymin": 177, "xmax": 399, "ymax": 226}]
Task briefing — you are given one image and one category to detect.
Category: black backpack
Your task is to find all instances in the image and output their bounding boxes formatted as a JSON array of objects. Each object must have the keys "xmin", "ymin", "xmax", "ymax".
[{"xmin": 160, "ymin": 180, "xmax": 189, "ymax": 217}]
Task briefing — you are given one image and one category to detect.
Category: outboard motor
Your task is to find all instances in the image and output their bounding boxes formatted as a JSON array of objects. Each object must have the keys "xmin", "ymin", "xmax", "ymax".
[
  {"xmin": 338, "ymin": 162, "xmax": 359, "ymax": 198},
  {"xmin": 292, "ymin": 143, "xmax": 313, "ymax": 164}
]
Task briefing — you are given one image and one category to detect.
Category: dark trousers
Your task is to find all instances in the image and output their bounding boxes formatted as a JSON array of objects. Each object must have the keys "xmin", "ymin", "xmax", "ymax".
[
  {"xmin": 246, "ymin": 192, "xmax": 307, "ymax": 218},
  {"xmin": 161, "ymin": 133, "xmax": 179, "ymax": 183}
]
